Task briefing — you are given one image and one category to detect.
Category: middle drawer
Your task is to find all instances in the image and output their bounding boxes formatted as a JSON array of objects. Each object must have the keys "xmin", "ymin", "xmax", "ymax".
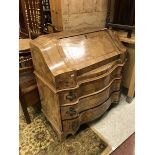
[{"xmin": 60, "ymin": 79, "xmax": 121, "ymax": 120}]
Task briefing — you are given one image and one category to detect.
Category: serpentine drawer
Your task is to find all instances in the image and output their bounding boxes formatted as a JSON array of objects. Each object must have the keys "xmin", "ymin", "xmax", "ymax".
[
  {"xmin": 58, "ymin": 61, "xmax": 124, "ymax": 105},
  {"xmin": 61, "ymin": 79, "xmax": 121, "ymax": 120}
]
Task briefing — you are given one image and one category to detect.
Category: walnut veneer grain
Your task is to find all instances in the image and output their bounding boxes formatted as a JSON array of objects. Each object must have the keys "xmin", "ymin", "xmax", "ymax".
[{"xmin": 30, "ymin": 29, "xmax": 126, "ymax": 140}]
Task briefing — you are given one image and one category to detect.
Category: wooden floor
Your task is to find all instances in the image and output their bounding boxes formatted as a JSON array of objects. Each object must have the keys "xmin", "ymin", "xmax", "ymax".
[{"xmin": 111, "ymin": 133, "xmax": 135, "ymax": 155}]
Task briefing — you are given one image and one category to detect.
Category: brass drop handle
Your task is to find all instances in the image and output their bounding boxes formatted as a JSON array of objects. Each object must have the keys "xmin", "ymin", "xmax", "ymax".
[
  {"xmin": 66, "ymin": 107, "xmax": 77, "ymax": 116},
  {"xmin": 66, "ymin": 91, "xmax": 76, "ymax": 101}
]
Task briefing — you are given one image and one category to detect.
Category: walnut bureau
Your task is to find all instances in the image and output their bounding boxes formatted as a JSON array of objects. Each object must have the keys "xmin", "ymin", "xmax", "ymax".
[{"xmin": 30, "ymin": 29, "xmax": 126, "ymax": 140}]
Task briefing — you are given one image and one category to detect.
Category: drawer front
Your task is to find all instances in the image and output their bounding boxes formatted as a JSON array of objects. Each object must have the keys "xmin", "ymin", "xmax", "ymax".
[
  {"xmin": 77, "ymin": 59, "xmax": 124, "ymax": 81},
  {"xmin": 61, "ymin": 80, "xmax": 121, "ymax": 120},
  {"xmin": 62, "ymin": 91, "xmax": 120, "ymax": 137},
  {"xmin": 56, "ymin": 71, "xmax": 77, "ymax": 90},
  {"xmin": 58, "ymin": 66, "xmax": 122, "ymax": 105}
]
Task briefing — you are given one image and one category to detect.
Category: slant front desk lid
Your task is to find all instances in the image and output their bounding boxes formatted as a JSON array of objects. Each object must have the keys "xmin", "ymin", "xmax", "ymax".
[{"xmin": 30, "ymin": 29, "xmax": 126, "ymax": 77}]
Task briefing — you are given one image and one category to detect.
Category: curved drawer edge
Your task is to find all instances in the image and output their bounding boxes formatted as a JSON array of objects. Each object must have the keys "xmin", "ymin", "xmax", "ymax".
[
  {"xmin": 61, "ymin": 89, "xmax": 120, "ymax": 120},
  {"xmin": 61, "ymin": 77, "xmax": 121, "ymax": 107},
  {"xmin": 62, "ymin": 91, "xmax": 120, "ymax": 137},
  {"xmin": 56, "ymin": 60, "xmax": 125, "ymax": 92}
]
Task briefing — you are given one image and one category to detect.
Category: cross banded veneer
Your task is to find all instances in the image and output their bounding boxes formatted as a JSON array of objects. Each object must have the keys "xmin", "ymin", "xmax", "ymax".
[{"xmin": 30, "ymin": 29, "xmax": 126, "ymax": 141}]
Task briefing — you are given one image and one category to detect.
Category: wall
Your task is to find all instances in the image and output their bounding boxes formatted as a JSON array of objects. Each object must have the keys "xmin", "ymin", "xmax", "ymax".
[{"xmin": 61, "ymin": 0, "xmax": 108, "ymax": 30}]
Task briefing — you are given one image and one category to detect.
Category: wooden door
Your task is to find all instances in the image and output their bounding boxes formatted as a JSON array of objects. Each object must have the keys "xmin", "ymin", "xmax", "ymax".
[{"xmin": 49, "ymin": 0, "xmax": 63, "ymax": 31}]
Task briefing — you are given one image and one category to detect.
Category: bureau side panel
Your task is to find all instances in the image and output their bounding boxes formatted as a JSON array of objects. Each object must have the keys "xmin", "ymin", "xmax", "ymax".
[
  {"xmin": 30, "ymin": 44, "xmax": 56, "ymax": 87},
  {"xmin": 36, "ymin": 76, "xmax": 62, "ymax": 135}
]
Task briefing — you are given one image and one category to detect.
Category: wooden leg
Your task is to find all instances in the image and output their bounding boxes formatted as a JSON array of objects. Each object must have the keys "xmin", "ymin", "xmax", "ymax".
[
  {"xmin": 126, "ymin": 65, "xmax": 135, "ymax": 103},
  {"xmin": 126, "ymin": 96, "xmax": 133, "ymax": 103},
  {"xmin": 20, "ymin": 96, "xmax": 31, "ymax": 124}
]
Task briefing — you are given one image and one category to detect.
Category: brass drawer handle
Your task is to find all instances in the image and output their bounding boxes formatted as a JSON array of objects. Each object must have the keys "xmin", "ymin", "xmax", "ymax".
[
  {"xmin": 66, "ymin": 107, "xmax": 77, "ymax": 116},
  {"xmin": 66, "ymin": 92, "xmax": 76, "ymax": 101}
]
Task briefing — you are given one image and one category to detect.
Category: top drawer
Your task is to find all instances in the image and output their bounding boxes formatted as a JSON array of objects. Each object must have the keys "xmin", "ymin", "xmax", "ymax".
[
  {"xmin": 77, "ymin": 59, "xmax": 124, "ymax": 81},
  {"xmin": 58, "ymin": 59, "xmax": 125, "ymax": 105}
]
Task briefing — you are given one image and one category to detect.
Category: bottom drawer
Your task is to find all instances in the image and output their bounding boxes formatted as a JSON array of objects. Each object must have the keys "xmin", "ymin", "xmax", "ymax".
[{"xmin": 62, "ymin": 91, "xmax": 120, "ymax": 138}]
